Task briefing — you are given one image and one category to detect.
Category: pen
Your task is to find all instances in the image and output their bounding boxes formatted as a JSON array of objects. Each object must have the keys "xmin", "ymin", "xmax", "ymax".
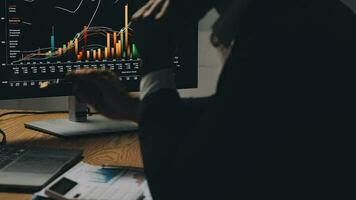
[{"xmin": 101, "ymin": 164, "xmax": 144, "ymax": 172}]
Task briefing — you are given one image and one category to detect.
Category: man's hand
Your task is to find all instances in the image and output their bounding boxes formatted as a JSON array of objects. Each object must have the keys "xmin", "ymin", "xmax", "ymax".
[
  {"xmin": 66, "ymin": 69, "xmax": 139, "ymax": 122},
  {"xmin": 132, "ymin": 0, "xmax": 170, "ymax": 20}
]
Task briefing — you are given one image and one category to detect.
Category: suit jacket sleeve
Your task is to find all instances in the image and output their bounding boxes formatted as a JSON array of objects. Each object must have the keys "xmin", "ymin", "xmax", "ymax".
[{"xmin": 138, "ymin": 89, "xmax": 216, "ymax": 199}]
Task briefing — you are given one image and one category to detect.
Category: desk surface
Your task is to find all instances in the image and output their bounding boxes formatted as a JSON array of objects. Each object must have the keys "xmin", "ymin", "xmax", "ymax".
[{"xmin": 0, "ymin": 110, "xmax": 143, "ymax": 200}]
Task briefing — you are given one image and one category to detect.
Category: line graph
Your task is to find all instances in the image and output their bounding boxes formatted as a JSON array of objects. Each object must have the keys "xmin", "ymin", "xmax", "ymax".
[
  {"xmin": 87, "ymin": 0, "xmax": 101, "ymax": 28},
  {"xmin": 53, "ymin": 0, "xmax": 127, "ymax": 29},
  {"xmin": 54, "ymin": 0, "xmax": 85, "ymax": 14},
  {"xmin": 54, "ymin": 0, "xmax": 100, "ymax": 28}
]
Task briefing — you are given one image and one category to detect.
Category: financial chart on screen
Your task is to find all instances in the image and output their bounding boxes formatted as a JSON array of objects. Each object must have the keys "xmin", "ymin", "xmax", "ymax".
[{"xmin": 0, "ymin": 0, "xmax": 197, "ymax": 99}]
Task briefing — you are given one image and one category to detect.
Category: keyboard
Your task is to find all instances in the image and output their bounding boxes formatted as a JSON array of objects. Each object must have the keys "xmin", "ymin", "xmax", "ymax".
[{"xmin": 0, "ymin": 146, "xmax": 27, "ymax": 169}]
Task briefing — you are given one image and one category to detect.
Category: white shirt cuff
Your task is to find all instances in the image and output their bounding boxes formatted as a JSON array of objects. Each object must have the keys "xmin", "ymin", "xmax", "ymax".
[{"xmin": 140, "ymin": 69, "xmax": 176, "ymax": 100}]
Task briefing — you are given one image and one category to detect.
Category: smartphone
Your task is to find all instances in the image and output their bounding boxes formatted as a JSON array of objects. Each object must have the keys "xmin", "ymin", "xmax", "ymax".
[{"xmin": 45, "ymin": 177, "xmax": 79, "ymax": 200}]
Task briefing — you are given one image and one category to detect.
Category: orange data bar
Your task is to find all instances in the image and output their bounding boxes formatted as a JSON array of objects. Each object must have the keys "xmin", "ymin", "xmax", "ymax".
[
  {"xmin": 127, "ymin": 45, "xmax": 131, "ymax": 59},
  {"xmin": 120, "ymin": 31, "xmax": 124, "ymax": 49},
  {"xmin": 93, "ymin": 50, "xmax": 97, "ymax": 60},
  {"xmin": 98, "ymin": 48, "xmax": 102, "ymax": 60},
  {"xmin": 107, "ymin": 33, "xmax": 111, "ymax": 57},
  {"xmin": 111, "ymin": 48, "xmax": 115, "ymax": 58},
  {"xmin": 83, "ymin": 26, "xmax": 88, "ymax": 45},
  {"xmin": 105, "ymin": 48, "xmax": 108, "ymax": 60},
  {"xmin": 125, "ymin": 4, "xmax": 129, "ymax": 52},
  {"xmin": 116, "ymin": 41, "xmax": 122, "ymax": 58},
  {"xmin": 74, "ymin": 39, "xmax": 79, "ymax": 55},
  {"xmin": 58, "ymin": 48, "xmax": 62, "ymax": 56},
  {"xmin": 113, "ymin": 32, "xmax": 117, "ymax": 49},
  {"xmin": 86, "ymin": 50, "xmax": 90, "ymax": 60},
  {"xmin": 77, "ymin": 52, "xmax": 83, "ymax": 61}
]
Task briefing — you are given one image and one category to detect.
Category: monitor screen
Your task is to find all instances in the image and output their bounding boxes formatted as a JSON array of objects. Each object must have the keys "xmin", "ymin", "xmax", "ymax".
[{"xmin": 0, "ymin": 0, "xmax": 197, "ymax": 100}]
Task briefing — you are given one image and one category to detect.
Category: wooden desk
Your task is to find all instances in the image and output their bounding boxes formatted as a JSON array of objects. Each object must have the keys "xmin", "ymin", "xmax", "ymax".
[{"xmin": 0, "ymin": 110, "xmax": 143, "ymax": 200}]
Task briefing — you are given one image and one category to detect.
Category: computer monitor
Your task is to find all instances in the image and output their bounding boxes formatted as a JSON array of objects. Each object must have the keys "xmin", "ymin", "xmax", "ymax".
[{"xmin": 0, "ymin": 0, "xmax": 198, "ymax": 137}]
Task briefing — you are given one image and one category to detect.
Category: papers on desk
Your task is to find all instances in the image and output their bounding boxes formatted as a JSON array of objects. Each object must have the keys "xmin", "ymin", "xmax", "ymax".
[{"xmin": 33, "ymin": 162, "xmax": 152, "ymax": 200}]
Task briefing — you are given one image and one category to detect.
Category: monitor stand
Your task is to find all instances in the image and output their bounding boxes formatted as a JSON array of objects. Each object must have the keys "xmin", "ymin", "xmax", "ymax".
[{"xmin": 25, "ymin": 96, "xmax": 139, "ymax": 137}]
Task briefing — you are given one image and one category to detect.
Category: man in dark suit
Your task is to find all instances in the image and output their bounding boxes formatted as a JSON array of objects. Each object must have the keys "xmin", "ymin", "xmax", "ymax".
[{"xmin": 68, "ymin": 0, "xmax": 356, "ymax": 199}]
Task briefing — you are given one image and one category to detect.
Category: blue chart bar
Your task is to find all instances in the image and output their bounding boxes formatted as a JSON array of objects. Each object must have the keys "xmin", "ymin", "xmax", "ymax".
[
  {"xmin": 51, "ymin": 26, "xmax": 55, "ymax": 54},
  {"xmin": 51, "ymin": 36, "xmax": 55, "ymax": 53}
]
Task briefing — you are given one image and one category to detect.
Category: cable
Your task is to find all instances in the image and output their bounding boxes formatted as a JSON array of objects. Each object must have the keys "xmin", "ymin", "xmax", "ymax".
[
  {"xmin": 0, "ymin": 112, "xmax": 68, "ymax": 145},
  {"xmin": 0, "ymin": 111, "xmax": 69, "ymax": 146},
  {"xmin": 0, "ymin": 129, "xmax": 6, "ymax": 146}
]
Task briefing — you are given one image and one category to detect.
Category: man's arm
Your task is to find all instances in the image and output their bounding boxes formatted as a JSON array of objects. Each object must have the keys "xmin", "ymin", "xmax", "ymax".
[
  {"xmin": 139, "ymin": 88, "xmax": 209, "ymax": 199},
  {"xmin": 138, "ymin": 56, "xmax": 230, "ymax": 199},
  {"xmin": 138, "ymin": 67, "xmax": 215, "ymax": 150}
]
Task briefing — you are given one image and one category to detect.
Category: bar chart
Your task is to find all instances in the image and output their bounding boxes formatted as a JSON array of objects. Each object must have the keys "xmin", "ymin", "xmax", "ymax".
[
  {"xmin": 16, "ymin": 4, "xmax": 139, "ymax": 63},
  {"xmin": 0, "ymin": 0, "xmax": 146, "ymax": 90},
  {"xmin": 0, "ymin": 0, "xmax": 198, "ymax": 94}
]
